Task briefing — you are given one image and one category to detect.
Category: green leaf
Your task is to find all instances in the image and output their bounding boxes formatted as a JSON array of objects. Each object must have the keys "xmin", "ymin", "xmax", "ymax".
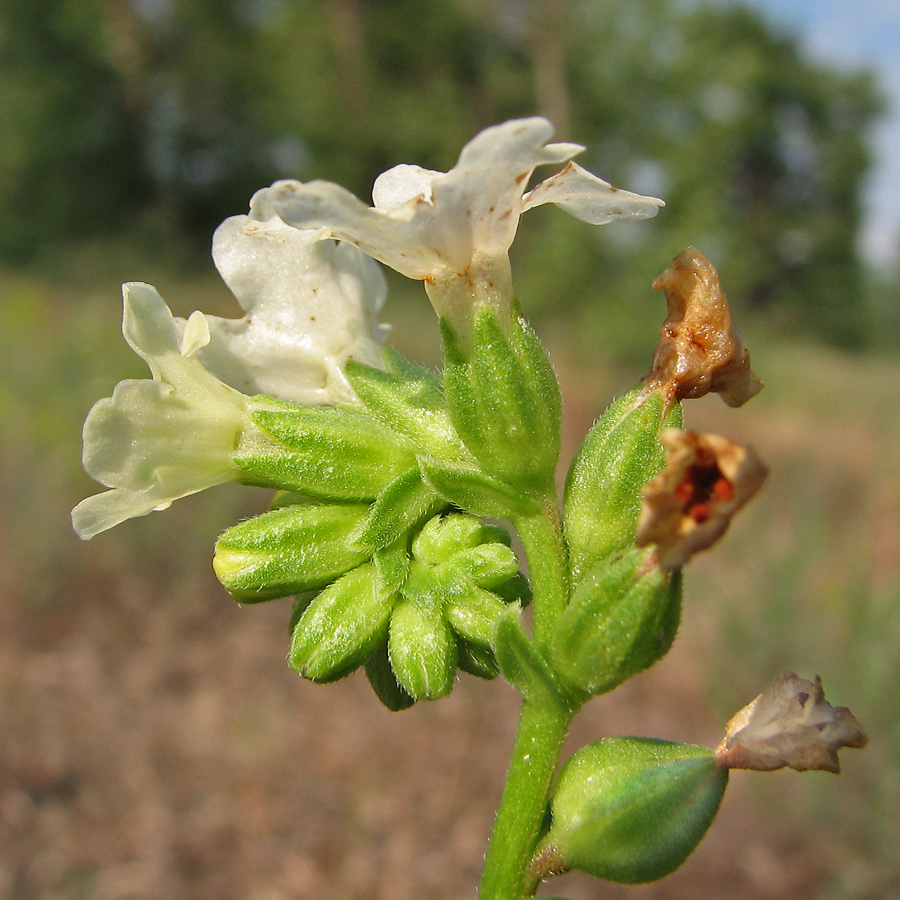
[{"xmin": 494, "ymin": 609, "xmax": 575, "ymax": 709}]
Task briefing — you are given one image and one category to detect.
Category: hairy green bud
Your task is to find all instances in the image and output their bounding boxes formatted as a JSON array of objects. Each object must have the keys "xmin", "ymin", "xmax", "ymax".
[
  {"xmin": 565, "ymin": 386, "xmax": 682, "ymax": 585},
  {"xmin": 552, "ymin": 546, "xmax": 681, "ymax": 697},
  {"xmin": 214, "ymin": 502, "xmax": 371, "ymax": 602},
  {"xmin": 290, "ymin": 563, "xmax": 393, "ymax": 682},
  {"xmin": 542, "ymin": 737, "xmax": 727, "ymax": 884},
  {"xmin": 442, "ymin": 306, "xmax": 561, "ymax": 493}
]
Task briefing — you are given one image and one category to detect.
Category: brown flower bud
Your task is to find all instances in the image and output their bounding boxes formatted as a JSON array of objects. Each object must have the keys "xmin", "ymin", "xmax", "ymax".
[
  {"xmin": 645, "ymin": 247, "xmax": 763, "ymax": 407},
  {"xmin": 636, "ymin": 430, "xmax": 767, "ymax": 570},
  {"xmin": 715, "ymin": 673, "xmax": 867, "ymax": 774}
]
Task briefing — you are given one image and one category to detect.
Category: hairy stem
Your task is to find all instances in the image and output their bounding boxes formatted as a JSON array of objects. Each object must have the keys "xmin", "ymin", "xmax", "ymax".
[{"xmin": 479, "ymin": 495, "xmax": 574, "ymax": 900}]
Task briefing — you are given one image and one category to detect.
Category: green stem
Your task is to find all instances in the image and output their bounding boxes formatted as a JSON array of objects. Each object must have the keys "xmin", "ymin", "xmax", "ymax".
[{"xmin": 479, "ymin": 495, "xmax": 574, "ymax": 900}]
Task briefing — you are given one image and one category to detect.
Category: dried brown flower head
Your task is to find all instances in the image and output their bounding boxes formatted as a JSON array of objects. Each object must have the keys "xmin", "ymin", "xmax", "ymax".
[
  {"xmin": 636, "ymin": 430, "xmax": 767, "ymax": 571},
  {"xmin": 715, "ymin": 673, "xmax": 867, "ymax": 774},
  {"xmin": 645, "ymin": 247, "xmax": 763, "ymax": 407}
]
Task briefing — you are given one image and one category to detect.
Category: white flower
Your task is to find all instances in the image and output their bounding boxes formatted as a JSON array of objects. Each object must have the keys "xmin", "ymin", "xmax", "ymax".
[
  {"xmin": 250, "ymin": 117, "xmax": 663, "ymax": 337},
  {"xmin": 178, "ymin": 213, "xmax": 388, "ymax": 405},
  {"xmin": 72, "ymin": 283, "xmax": 259, "ymax": 540}
]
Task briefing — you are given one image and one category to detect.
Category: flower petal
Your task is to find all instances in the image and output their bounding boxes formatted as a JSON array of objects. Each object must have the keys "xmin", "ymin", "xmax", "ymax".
[
  {"xmin": 182, "ymin": 215, "xmax": 388, "ymax": 404},
  {"xmin": 523, "ymin": 161, "xmax": 665, "ymax": 224},
  {"xmin": 74, "ymin": 285, "xmax": 253, "ymax": 540}
]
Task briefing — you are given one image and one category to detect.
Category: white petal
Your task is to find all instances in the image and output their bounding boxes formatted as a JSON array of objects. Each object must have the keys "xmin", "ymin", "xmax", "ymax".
[
  {"xmin": 74, "ymin": 287, "xmax": 252, "ymax": 539},
  {"xmin": 372, "ymin": 164, "xmax": 439, "ymax": 210},
  {"xmin": 523, "ymin": 161, "xmax": 665, "ymax": 224},
  {"xmin": 186, "ymin": 215, "xmax": 387, "ymax": 404},
  {"xmin": 250, "ymin": 180, "xmax": 443, "ymax": 280},
  {"xmin": 181, "ymin": 310, "xmax": 211, "ymax": 357}
]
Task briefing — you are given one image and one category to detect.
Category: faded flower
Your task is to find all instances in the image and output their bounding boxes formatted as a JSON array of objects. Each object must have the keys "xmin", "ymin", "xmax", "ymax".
[
  {"xmin": 249, "ymin": 118, "xmax": 663, "ymax": 340},
  {"xmin": 178, "ymin": 214, "xmax": 388, "ymax": 405},
  {"xmin": 636, "ymin": 429, "xmax": 767, "ymax": 570},
  {"xmin": 715, "ymin": 673, "xmax": 867, "ymax": 773},
  {"xmin": 644, "ymin": 247, "xmax": 763, "ymax": 408}
]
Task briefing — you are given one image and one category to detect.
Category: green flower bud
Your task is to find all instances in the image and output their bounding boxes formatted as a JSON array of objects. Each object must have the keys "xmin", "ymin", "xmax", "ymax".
[
  {"xmin": 214, "ymin": 502, "xmax": 370, "ymax": 602},
  {"xmin": 234, "ymin": 404, "xmax": 417, "ymax": 501},
  {"xmin": 290, "ymin": 563, "xmax": 393, "ymax": 682},
  {"xmin": 565, "ymin": 386, "xmax": 682, "ymax": 585},
  {"xmin": 542, "ymin": 737, "xmax": 727, "ymax": 884},
  {"xmin": 411, "ymin": 513, "xmax": 509, "ymax": 565},
  {"xmin": 365, "ymin": 640, "xmax": 415, "ymax": 711},
  {"xmin": 552, "ymin": 546, "xmax": 681, "ymax": 697},
  {"xmin": 442, "ymin": 306, "xmax": 561, "ymax": 493},
  {"xmin": 388, "ymin": 594, "xmax": 457, "ymax": 700}
]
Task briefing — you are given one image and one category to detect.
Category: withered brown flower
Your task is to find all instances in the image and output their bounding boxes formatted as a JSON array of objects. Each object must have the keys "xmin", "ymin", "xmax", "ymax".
[
  {"xmin": 636, "ymin": 429, "xmax": 767, "ymax": 570},
  {"xmin": 715, "ymin": 673, "xmax": 867, "ymax": 774},
  {"xmin": 644, "ymin": 247, "xmax": 763, "ymax": 407}
]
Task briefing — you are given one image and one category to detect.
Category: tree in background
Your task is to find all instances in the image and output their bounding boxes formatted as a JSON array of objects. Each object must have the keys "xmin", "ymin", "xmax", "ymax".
[{"xmin": 0, "ymin": 0, "xmax": 883, "ymax": 347}]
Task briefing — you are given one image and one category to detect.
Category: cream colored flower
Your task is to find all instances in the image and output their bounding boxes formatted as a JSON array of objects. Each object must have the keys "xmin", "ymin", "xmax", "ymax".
[
  {"xmin": 72, "ymin": 283, "xmax": 259, "ymax": 540},
  {"xmin": 249, "ymin": 118, "xmax": 663, "ymax": 339},
  {"xmin": 178, "ymin": 214, "xmax": 388, "ymax": 405}
]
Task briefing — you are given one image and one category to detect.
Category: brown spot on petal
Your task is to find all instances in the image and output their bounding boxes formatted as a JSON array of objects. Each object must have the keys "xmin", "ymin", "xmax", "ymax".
[
  {"xmin": 644, "ymin": 248, "xmax": 763, "ymax": 407},
  {"xmin": 637, "ymin": 430, "xmax": 768, "ymax": 570},
  {"xmin": 715, "ymin": 673, "xmax": 867, "ymax": 774}
]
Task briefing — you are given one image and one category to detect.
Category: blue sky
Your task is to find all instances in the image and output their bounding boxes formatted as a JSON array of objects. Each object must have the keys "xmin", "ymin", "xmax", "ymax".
[{"xmin": 725, "ymin": 0, "xmax": 900, "ymax": 269}]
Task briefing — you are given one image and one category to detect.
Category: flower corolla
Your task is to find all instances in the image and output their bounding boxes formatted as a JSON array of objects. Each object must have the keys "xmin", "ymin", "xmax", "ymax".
[
  {"xmin": 249, "ymin": 117, "xmax": 664, "ymax": 338},
  {"xmin": 179, "ymin": 214, "xmax": 388, "ymax": 405},
  {"xmin": 72, "ymin": 283, "xmax": 259, "ymax": 540}
]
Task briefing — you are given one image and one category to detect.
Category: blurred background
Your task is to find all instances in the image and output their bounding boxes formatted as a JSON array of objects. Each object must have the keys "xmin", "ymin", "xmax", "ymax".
[{"xmin": 1, "ymin": 0, "xmax": 898, "ymax": 898}]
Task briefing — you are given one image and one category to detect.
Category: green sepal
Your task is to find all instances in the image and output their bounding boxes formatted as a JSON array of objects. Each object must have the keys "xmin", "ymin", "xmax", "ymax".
[
  {"xmin": 411, "ymin": 512, "xmax": 511, "ymax": 565},
  {"xmin": 365, "ymin": 640, "xmax": 416, "ymax": 711},
  {"xmin": 350, "ymin": 467, "xmax": 441, "ymax": 551},
  {"xmin": 419, "ymin": 456, "xmax": 540, "ymax": 519},
  {"xmin": 445, "ymin": 586, "xmax": 509, "ymax": 648},
  {"xmin": 289, "ymin": 591, "xmax": 317, "ymax": 633},
  {"xmin": 495, "ymin": 608, "xmax": 577, "ymax": 710},
  {"xmin": 492, "ymin": 571, "xmax": 533, "ymax": 607},
  {"xmin": 442, "ymin": 306, "xmax": 561, "ymax": 493},
  {"xmin": 543, "ymin": 737, "xmax": 728, "ymax": 884},
  {"xmin": 289, "ymin": 563, "xmax": 394, "ymax": 682},
  {"xmin": 565, "ymin": 387, "xmax": 683, "ymax": 584},
  {"xmin": 374, "ymin": 537, "xmax": 411, "ymax": 598},
  {"xmin": 388, "ymin": 594, "xmax": 458, "ymax": 700},
  {"xmin": 235, "ymin": 405, "xmax": 416, "ymax": 500},
  {"xmin": 552, "ymin": 546, "xmax": 681, "ymax": 697},
  {"xmin": 345, "ymin": 351, "xmax": 469, "ymax": 460},
  {"xmin": 214, "ymin": 502, "xmax": 371, "ymax": 602},
  {"xmin": 456, "ymin": 636, "xmax": 499, "ymax": 679},
  {"xmin": 438, "ymin": 543, "xmax": 520, "ymax": 590}
]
